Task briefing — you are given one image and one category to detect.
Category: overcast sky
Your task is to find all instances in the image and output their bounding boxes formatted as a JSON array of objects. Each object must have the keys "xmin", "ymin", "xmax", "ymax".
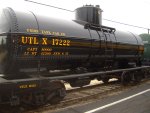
[{"xmin": 0, "ymin": 0, "xmax": 149, "ymax": 34}]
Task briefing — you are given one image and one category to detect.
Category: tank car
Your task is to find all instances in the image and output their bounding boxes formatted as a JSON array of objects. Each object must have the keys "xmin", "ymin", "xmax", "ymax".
[
  {"xmin": 0, "ymin": 5, "xmax": 147, "ymax": 106},
  {"xmin": 0, "ymin": 5, "xmax": 144, "ymax": 77}
]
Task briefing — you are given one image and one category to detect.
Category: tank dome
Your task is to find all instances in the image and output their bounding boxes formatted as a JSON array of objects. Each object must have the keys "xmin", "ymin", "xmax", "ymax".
[{"xmin": 75, "ymin": 5, "xmax": 103, "ymax": 25}]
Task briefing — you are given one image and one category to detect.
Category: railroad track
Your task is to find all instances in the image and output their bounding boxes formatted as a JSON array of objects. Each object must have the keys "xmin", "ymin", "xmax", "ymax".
[
  {"xmin": 22, "ymin": 80, "xmax": 133, "ymax": 113},
  {"xmin": 60, "ymin": 82, "xmax": 122, "ymax": 106},
  {"xmin": 1, "ymin": 79, "xmax": 149, "ymax": 113}
]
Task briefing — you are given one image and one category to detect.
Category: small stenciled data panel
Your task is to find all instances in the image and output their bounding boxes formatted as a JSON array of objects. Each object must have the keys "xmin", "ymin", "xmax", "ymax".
[{"xmin": 17, "ymin": 29, "xmax": 71, "ymax": 59}]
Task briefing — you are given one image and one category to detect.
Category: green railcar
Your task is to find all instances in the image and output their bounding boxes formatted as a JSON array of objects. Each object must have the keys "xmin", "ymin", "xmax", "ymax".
[{"xmin": 140, "ymin": 34, "xmax": 150, "ymax": 65}]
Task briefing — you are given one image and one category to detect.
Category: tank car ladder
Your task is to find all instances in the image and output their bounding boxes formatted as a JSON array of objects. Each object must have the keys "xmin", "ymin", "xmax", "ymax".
[
  {"xmin": 101, "ymin": 27, "xmax": 115, "ymax": 70},
  {"xmin": 84, "ymin": 24, "xmax": 116, "ymax": 70}
]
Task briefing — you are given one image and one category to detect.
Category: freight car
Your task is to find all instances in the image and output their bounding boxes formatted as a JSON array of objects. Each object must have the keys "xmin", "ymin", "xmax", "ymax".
[
  {"xmin": 0, "ymin": 5, "xmax": 149, "ymax": 106},
  {"xmin": 140, "ymin": 34, "xmax": 150, "ymax": 65}
]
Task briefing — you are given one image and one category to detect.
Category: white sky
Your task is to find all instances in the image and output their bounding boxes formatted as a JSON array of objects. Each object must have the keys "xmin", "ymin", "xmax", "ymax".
[{"xmin": 0, "ymin": 0, "xmax": 149, "ymax": 34}]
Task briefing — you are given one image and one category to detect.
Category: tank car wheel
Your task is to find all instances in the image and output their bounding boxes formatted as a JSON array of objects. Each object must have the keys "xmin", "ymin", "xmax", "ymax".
[
  {"xmin": 132, "ymin": 71, "xmax": 142, "ymax": 84},
  {"xmin": 46, "ymin": 81, "xmax": 66, "ymax": 105},
  {"xmin": 143, "ymin": 69, "xmax": 150, "ymax": 78},
  {"xmin": 21, "ymin": 92, "xmax": 46, "ymax": 106},
  {"xmin": 121, "ymin": 71, "xmax": 131, "ymax": 85},
  {"xmin": 49, "ymin": 87, "xmax": 66, "ymax": 104}
]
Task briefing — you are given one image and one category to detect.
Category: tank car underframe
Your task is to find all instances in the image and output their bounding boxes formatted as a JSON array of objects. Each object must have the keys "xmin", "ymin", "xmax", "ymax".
[{"xmin": 0, "ymin": 66, "xmax": 149, "ymax": 106}]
